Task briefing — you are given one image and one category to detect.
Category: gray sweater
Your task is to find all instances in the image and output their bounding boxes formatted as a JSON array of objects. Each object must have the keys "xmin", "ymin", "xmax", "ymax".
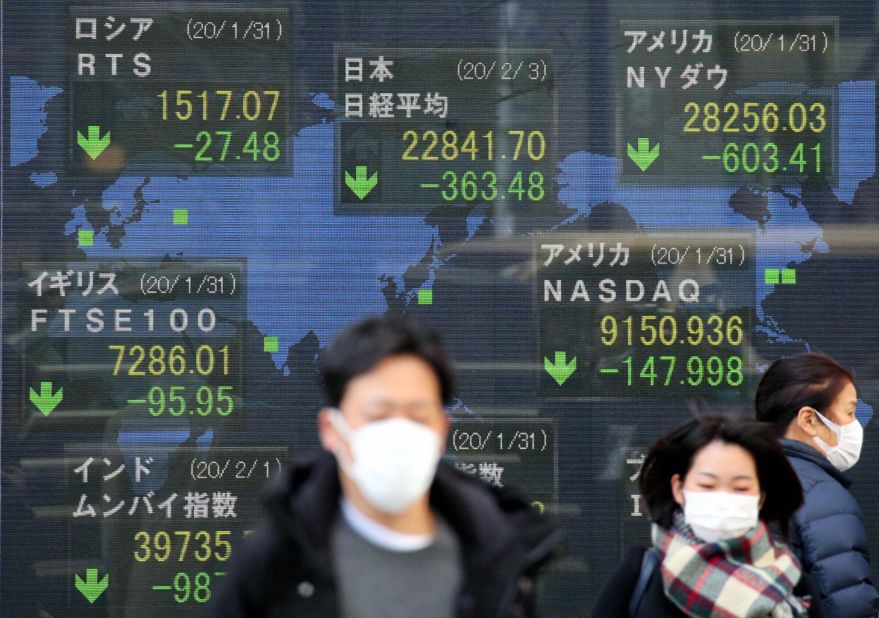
[{"xmin": 331, "ymin": 514, "xmax": 463, "ymax": 618}]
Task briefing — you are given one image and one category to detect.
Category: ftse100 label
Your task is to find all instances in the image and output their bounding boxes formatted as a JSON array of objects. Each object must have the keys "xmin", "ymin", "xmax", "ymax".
[
  {"xmin": 20, "ymin": 260, "xmax": 246, "ymax": 425},
  {"xmin": 537, "ymin": 231, "xmax": 756, "ymax": 402}
]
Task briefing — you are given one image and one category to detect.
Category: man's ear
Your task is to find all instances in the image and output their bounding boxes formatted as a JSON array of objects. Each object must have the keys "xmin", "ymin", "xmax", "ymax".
[
  {"xmin": 671, "ymin": 473, "xmax": 684, "ymax": 506},
  {"xmin": 795, "ymin": 406, "xmax": 820, "ymax": 437},
  {"xmin": 437, "ymin": 412, "xmax": 450, "ymax": 455},
  {"xmin": 318, "ymin": 407, "xmax": 340, "ymax": 452}
]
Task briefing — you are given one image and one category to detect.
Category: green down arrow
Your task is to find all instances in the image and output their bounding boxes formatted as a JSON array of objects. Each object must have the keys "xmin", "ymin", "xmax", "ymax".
[
  {"xmin": 77, "ymin": 125, "xmax": 111, "ymax": 160},
  {"xmin": 29, "ymin": 381, "xmax": 63, "ymax": 416},
  {"xmin": 75, "ymin": 568, "xmax": 109, "ymax": 604},
  {"xmin": 544, "ymin": 351, "xmax": 577, "ymax": 386},
  {"xmin": 627, "ymin": 137, "xmax": 660, "ymax": 172},
  {"xmin": 344, "ymin": 165, "xmax": 378, "ymax": 200}
]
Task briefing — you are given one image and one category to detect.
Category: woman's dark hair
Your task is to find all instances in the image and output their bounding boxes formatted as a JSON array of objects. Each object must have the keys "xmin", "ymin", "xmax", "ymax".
[
  {"xmin": 639, "ymin": 415, "xmax": 803, "ymax": 538},
  {"xmin": 319, "ymin": 314, "xmax": 455, "ymax": 407},
  {"xmin": 755, "ymin": 352, "xmax": 855, "ymax": 435}
]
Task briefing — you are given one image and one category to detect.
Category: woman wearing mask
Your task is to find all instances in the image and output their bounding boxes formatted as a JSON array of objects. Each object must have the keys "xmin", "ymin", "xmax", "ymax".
[
  {"xmin": 593, "ymin": 415, "xmax": 822, "ymax": 617},
  {"xmin": 756, "ymin": 352, "xmax": 879, "ymax": 617}
]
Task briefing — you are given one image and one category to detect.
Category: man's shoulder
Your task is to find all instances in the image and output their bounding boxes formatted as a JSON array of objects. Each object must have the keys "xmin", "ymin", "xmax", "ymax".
[
  {"xmin": 431, "ymin": 461, "xmax": 564, "ymax": 563},
  {"xmin": 235, "ymin": 520, "xmax": 294, "ymax": 569},
  {"xmin": 232, "ymin": 451, "xmax": 341, "ymax": 568},
  {"xmin": 431, "ymin": 460, "xmax": 536, "ymax": 526}
]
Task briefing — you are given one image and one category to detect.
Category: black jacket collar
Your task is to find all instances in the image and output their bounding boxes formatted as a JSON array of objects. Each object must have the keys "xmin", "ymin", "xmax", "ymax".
[
  {"xmin": 263, "ymin": 450, "xmax": 563, "ymax": 569},
  {"xmin": 780, "ymin": 438, "xmax": 852, "ymax": 488}
]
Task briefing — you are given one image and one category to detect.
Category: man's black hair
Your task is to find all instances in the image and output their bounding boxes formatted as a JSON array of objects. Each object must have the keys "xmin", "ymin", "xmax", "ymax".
[
  {"xmin": 319, "ymin": 314, "xmax": 455, "ymax": 407},
  {"xmin": 755, "ymin": 352, "xmax": 855, "ymax": 434},
  {"xmin": 639, "ymin": 415, "xmax": 803, "ymax": 538}
]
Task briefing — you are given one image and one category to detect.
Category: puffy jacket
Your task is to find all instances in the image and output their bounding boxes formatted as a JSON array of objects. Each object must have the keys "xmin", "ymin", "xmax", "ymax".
[
  {"xmin": 210, "ymin": 451, "xmax": 564, "ymax": 617},
  {"xmin": 782, "ymin": 439, "xmax": 879, "ymax": 617}
]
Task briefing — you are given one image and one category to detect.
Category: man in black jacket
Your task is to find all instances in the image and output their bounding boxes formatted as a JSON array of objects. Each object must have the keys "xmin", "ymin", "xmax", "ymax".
[{"xmin": 211, "ymin": 315, "xmax": 563, "ymax": 617}]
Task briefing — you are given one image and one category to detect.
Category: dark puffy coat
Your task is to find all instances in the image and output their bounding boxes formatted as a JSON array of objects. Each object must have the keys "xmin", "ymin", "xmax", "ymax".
[
  {"xmin": 210, "ymin": 451, "xmax": 564, "ymax": 617},
  {"xmin": 591, "ymin": 544, "xmax": 824, "ymax": 617},
  {"xmin": 782, "ymin": 439, "xmax": 879, "ymax": 617}
]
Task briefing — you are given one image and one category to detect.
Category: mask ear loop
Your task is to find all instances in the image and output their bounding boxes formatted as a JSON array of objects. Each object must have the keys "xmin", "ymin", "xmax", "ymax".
[
  {"xmin": 810, "ymin": 408, "xmax": 841, "ymax": 456},
  {"xmin": 812, "ymin": 408, "xmax": 844, "ymax": 445},
  {"xmin": 813, "ymin": 408, "xmax": 841, "ymax": 434}
]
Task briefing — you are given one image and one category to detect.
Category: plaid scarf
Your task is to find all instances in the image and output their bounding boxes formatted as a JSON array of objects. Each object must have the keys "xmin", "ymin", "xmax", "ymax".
[{"xmin": 652, "ymin": 512, "xmax": 809, "ymax": 618}]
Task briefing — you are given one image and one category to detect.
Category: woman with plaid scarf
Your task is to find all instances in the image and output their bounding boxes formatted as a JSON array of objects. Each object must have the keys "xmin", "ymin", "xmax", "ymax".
[{"xmin": 593, "ymin": 416, "xmax": 823, "ymax": 618}]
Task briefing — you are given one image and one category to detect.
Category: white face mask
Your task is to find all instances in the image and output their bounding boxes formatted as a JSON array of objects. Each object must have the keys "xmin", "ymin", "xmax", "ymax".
[
  {"xmin": 330, "ymin": 410, "xmax": 441, "ymax": 515},
  {"xmin": 813, "ymin": 409, "xmax": 863, "ymax": 472},
  {"xmin": 682, "ymin": 490, "xmax": 760, "ymax": 543}
]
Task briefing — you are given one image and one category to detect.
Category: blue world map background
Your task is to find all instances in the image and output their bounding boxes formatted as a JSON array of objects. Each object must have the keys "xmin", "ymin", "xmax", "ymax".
[
  {"xmin": 5, "ymin": 1, "xmax": 879, "ymax": 613},
  {"xmin": 10, "ymin": 76, "xmax": 877, "ymax": 422}
]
